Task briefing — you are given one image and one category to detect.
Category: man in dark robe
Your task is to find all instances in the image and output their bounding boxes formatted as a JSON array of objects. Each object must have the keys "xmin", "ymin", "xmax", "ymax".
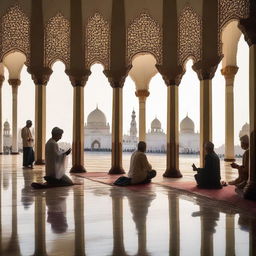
[{"xmin": 192, "ymin": 141, "xmax": 222, "ymax": 189}]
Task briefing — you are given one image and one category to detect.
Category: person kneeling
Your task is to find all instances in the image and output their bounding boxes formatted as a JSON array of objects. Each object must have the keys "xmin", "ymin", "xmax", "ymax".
[
  {"xmin": 32, "ymin": 127, "xmax": 73, "ymax": 188},
  {"xmin": 192, "ymin": 141, "xmax": 222, "ymax": 189}
]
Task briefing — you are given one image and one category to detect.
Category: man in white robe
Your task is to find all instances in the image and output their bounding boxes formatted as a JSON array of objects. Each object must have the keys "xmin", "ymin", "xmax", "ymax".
[{"xmin": 44, "ymin": 127, "xmax": 73, "ymax": 186}]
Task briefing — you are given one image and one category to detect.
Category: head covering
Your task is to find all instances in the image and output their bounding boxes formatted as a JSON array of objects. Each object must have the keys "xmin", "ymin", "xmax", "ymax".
[
  {"xmin": 26, "ymin": 120, "xmax": 32, "ymax": 125},
  {"xmin": 205, "ymin": 141, "xmax": 214, "ymax": 150},
  {"xmin": 240, "ymin": 135, "xmax": 249, "ymax": 144},
  {"xmin": 51, "ymin": 127, "xmax": 64, "ymax": 136}
]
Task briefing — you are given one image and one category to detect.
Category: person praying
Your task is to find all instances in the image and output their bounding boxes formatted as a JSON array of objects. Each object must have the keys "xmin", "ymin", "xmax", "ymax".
[
  {"xmin": 21, "ymin": 120, "xmax": 34, "ymax": 168},
  {"xmin": 192, "ymin": 141, "xmax": 222, "ymax": 189}
]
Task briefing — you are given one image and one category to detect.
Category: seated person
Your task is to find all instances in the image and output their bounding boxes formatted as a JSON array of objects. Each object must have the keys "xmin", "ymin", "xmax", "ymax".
[
  {"xmin": 192, "ymin": 141, "xmax": 222, "ymax": 189},
  {"xmin": 229, "ymin": 135, "xmax": 249, "ymax": 189},
  {"xmin": 31, "ymin": 127, "xmax": 73, "ymax": 188},
  {"xmin": 128, "ymin": 141, "xmax": 156, "ymax": 185}
]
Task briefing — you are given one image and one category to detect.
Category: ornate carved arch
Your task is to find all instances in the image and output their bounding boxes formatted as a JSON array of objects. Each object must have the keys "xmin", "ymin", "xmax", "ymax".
[
  {"xmin": 127, "ymin": 12, "xmax": 162, "ymax": 64},
  {"xmin": 219, "ymin": 0, "xmax": 250, "ymax": 29},
  {"xmin": 178, "ymin": 5, "xmax": 202, "ymax": 67},
  {"xmin": 0, "ymin": 4, "xmax": 30, "ymax": 64},
  {"xmin": 45, "ymin": 13, "xmax": 70, "ymax": 68},
  {"xmin": 85, "ymin": 13, "xmax": 110, "ymax": 69}
]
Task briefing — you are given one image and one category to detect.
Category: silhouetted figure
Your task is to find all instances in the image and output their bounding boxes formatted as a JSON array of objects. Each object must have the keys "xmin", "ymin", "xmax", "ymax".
[
  {"xmin": 192, "ymin": 142, "xmax": 222, "ymax": 189},
  {"xmin": 128, "ymin": 141, "xmax": 156, "ymax": 184},
  {"xmin": 229, "ymin": 135, "xmax": 249, "ymax": 189},
  {"xmin": 31, "ymin": 127, "xmax": 73, "ymax": 189},
  {"xmin": 21, "ymin": 120, "xmax": 34, "ymax": 168}
]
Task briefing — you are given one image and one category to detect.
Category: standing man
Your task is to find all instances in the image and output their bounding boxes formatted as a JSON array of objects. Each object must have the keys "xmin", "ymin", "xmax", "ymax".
[{"xmin": 21, "ymin": 120, "xmax": 34, "ymax": 168}]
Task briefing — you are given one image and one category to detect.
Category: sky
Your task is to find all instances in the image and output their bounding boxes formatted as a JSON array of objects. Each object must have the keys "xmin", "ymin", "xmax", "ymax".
[{"xmin": 1, "ymin": 37, "xmax": 249, "ymax": 147}]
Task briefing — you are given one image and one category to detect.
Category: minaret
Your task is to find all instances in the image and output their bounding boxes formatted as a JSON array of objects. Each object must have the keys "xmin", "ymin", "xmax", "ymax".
[{"xmin": 130, "ymin": 110, "xmax": 137, "ymax": 138}]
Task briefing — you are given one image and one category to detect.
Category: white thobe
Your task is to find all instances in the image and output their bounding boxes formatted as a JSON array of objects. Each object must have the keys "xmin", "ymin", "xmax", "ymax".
[
  {"xmin": 128, "ymin": 151, "xmax": 152, "ymax": 184},
  {"xmin": 45, "ymin": 138, "xmax": 66, "ymax": 179}
]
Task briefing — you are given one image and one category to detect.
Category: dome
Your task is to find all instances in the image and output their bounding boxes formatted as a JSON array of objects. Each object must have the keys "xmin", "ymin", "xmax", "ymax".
[
  {"xmin": 239, "ymin": 122, "xmax": 249, "ymax": 138},
  {"xmin": 4, "ymin": 121, "xmax": 10, "ymax": 129},
  {"xmin": 151, "ymin": 118, "xmax": 161, "ymax": 130},
  {"xmin": 87, "ymin": 107, "xmax": 107, "ymax": 126},
  {"xmin": 180, "ymin": 115, "xmax": 194, "ymax": 133}
]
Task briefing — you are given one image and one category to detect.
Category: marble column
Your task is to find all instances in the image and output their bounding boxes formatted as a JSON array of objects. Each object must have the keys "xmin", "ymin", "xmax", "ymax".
[
  {"xmin": 165, "ymin": 85, "xmax": 181, "ymax": 178},
  {"xmin": 0, "ymin": 75, "xmax": 4, "ymax": 154},
  {"xmin": 199, "ymin": 79, "xmax": 212, "ymax": 167},
  {"xmin": 238, "ymin": 11, "xmax": 256, "ymax": 199},
  {"xmin": 8, "ymin": 79, "xmax": 21, "ymax": 154},
  {"xmin": 221, "ymin": 66, "xmax": 239, "ymax": 162},
  {"xmin": 109, "ymin": 86, "xmax": 124, "ymax": 174},
  {"xmin": 34, "ymin": 84, "xmax": 46, "ymax": 164},
  {"xmin": 135, "ymin": 89, "xmax": 150, "ymax": 142}
]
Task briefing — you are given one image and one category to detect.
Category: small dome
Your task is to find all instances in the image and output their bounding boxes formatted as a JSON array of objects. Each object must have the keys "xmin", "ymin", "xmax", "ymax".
[
  {"xmin": 4, "ymin": 121, "xmax": 10, "ymax": 129},
  {"xmin": 180, "ymin": 115, "xmax": 194, "ymax": 133},
  {"xmin": 151, "ymin": 118, "xmax": 161, "ymax": 130},
  {"xmin": 239, "ymin": 122, "xmax": 249, "ymax": 138},
  {"xmin": 87, "ymin": 107, "xmax": 107, "ymax": 126}
]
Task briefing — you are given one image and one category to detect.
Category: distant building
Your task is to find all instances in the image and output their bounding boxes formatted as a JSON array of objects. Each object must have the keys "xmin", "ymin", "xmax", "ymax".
[{"xmin": 3, "ymin": 121, "xmax": 11, "ymax": 154}]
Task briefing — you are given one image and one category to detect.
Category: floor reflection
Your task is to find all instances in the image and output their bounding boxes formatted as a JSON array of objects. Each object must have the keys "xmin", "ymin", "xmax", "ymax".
[{"xmin": 0, "ymin": 155, "xmax": 256, "ymax": 255}]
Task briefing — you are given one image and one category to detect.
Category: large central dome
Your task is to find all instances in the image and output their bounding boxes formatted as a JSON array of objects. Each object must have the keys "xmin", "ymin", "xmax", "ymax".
[
  {"xmin": 87, "ymin": 107, "xmax": 107, "ymax": 127},
  {"xmin": 180, "ymin": 115, "xmax": 195, "ymax": 133}
]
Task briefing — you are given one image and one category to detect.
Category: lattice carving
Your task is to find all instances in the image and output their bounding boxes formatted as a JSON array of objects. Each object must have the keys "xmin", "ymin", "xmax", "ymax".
[
  {"xmin": 0, "ymin": 5, "xmax": 30, "ymax": 63},
  {"xmin": 45, "ymin": 13, "xmax": 70, "ymax": 67},
  {"xmin": 127, "ymin": 13, "xmax": 162, "ymax": 64},
  {"xmin": 85, "ymin": 13, "xmax": 110, "ymax": 68},
  {"xmin": 219, "ymin": 0, "xmax": 250, "ymax": 29},
  {"xmin": 178, "ymin": 5, "xmax": 202, "ymax": 66}
]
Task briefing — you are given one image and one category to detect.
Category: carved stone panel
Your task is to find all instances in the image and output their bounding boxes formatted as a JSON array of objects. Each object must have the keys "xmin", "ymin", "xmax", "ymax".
[
  {"xmin": 85, "ymin": 13, "xmax": 110, "ymax": 69},
  {"xmin": 178, "ymin": 5, "xmax": 202, "ymax": 66},
  {"xmin": 0, "ymin": 5, "xmax": 30, "ymax": 64},
  {"xmin": 127, "ymin": 12, "xmax": 162, "ymax": 64},
  {"xmin": 45, "ymin": 13, "xmax": 70, "ymax": 68}
]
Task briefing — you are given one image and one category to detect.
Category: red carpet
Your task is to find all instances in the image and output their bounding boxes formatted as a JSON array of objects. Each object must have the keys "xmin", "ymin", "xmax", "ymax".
[{"xmin": 73, "ymin": 172, "xmax": 256, "ymax": 213}]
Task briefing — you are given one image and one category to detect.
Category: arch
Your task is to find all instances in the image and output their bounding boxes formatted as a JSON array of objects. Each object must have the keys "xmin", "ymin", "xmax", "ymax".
[
  {"xmin": 127, "ymin": 12, "xmax": 162, "ymax": 65},
  {"xmin": 0, "ymin": 4, "xmax": 30, "ymax": 65},
  {"xmin": 178, "ymin": 5, "xmax": 202, "ymax": 67},
  {"xmin": 85, "ymin": 12, "xmax": 110, "ymax": 69},
  {"xmin": 45, "ymin": 13, "xmax": 70, "ymax": 69},
  {"xmin": 91, "ymin": 140, "xmax": 101, "ymax": 150}
]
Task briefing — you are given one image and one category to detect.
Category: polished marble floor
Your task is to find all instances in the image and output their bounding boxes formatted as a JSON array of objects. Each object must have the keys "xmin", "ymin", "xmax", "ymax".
[{"xmin": 0, "ymin": 153, "xmax": 255, "ymax": 256}]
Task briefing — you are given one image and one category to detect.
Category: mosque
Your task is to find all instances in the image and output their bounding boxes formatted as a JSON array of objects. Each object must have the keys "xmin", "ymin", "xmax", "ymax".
[{"xmin": 84, "ymin": 106, "xmax": 200, "ymax": 153}]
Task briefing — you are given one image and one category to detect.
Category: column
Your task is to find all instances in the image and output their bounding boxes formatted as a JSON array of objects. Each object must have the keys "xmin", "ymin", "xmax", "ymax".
[
  {"xmin": 164, "ymin": 84, "xmax": 181, "ymax": 178},
  {"xmin": 221, "ymin": 66, "xmax": 239, "ymax": 162},
  {"xmin": 238, "ymin": 9, "xmax": 256, "ymax": 199},
  {"xmin": 67, "ymin": 73, "xmax": 90, "ymax": 173},
  {"xmin": 0, "ymin": 75, "xmax": 4, "ymax": 154},
  {"xmin": 200, "ymin": 79, "xmax": 212, "ymax": 167},
  {"xmin": 8, "ymin": 79, "xmax": 21, "ymax": 154},
  {"xmin": 110, "ymin": 86, "xmax": 124, "ymax": 174},
  {"xmin": 135, "ymin": 89, "xmax": 150, "ymax": 142},
  {"xmin": 34, "ymin": 84, "xmax": 46, "ymax": 164}
]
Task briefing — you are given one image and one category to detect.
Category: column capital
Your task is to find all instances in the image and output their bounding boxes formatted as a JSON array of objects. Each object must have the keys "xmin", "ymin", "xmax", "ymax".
[
  {"xmin": 156, "ymin": 64, "xmax": 184, "ymax": 86},
  {"xmin": 8, "ymin": 79, "xmax": 21, "ymax": 87},
  {"xmin": 103, "ymin": 65, "xmax": 132, "ymax": 88},
  {"xmin": 0, "ymin": 75, "xmax": 4, "ymax": 87},
  {"xmin": 65, "ymin": 69, "xmax": 91, "ymax": 87},
  {"xmin": 135, "ymin": 89, "xmax": 150, "ymax": 98},
  {"xmin": 192, "ymin": 56, "xmax": 222, "ymax": 81},
  {"xmin": 221, "ymin": 66, "xmax": 239, "ymax": 80},
  {"xmin": 28, "ymin": 67, "xmax": 53, "ymax": 85}
]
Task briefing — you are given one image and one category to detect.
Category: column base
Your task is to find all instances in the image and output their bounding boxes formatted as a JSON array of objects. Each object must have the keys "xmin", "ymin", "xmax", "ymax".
[
  {"xmin": 224, "ymin": 158, "xmax": 235, "ymax": 162},
  {"xmin": 109, "ymin": 166, "xmax": 125, "ymax": 175},
  {"xmin": 35, "ymin": 159, "xmax": 45, "ymax": 165},
  {"xmin": 236, "ymin": 182, "xmax": 256, "ymax": 200},
  {"xmin": 163, "ymin": 168, "xmax": 183, "ymax": 178},
  {"xmin": 11, "ymin": 152, "xmax": 19, "ymax": 155},
  {"xmin": 0, "ymin": 152, "xmax": 3, "ymax": 155},
  {"xmin": 70, "ymin": 164, "xmax": 86, "ymax": 173}
]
